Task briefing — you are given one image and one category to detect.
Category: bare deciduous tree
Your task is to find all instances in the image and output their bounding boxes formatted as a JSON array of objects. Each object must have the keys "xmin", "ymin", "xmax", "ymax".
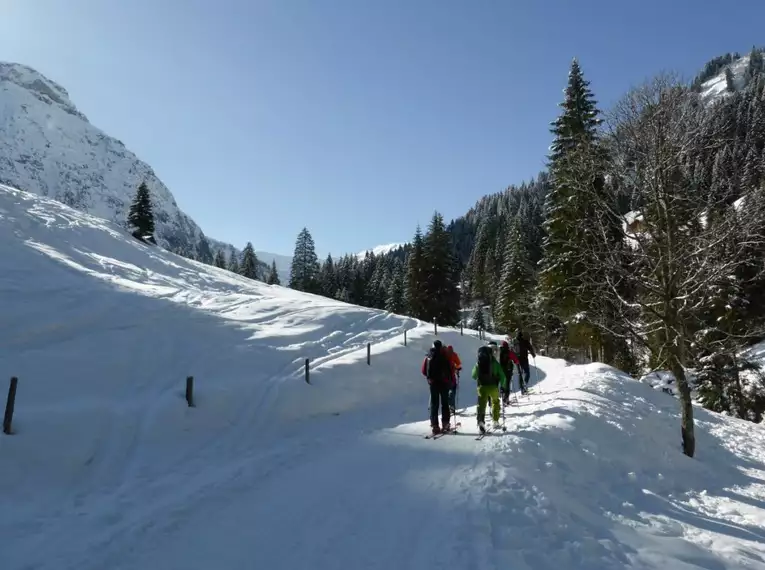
[{"xmin": 562, "ymin": 73, "xmax": 765, "ymax": 457}]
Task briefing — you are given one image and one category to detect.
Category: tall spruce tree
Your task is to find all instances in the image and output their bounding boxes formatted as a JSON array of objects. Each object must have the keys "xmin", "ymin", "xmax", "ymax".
[
  {"xmin": 266, "ymin": 260, "xmax": 281, "ymax": 285},
  {"xmin": 405, "ymin": 226, "xmax": 427, "ymax": 319},
  {"xmin": 228, "ymin": 250, "xmax": 240, "ymax": 274},
  {"xmin": 319, "ymin": 254, "xmax": 336, "ymax": 297},
  {"xmin": 385, "ymin": 259, "xmax": 405, "ymax": 314},
  {"xmin": 422, "ymin": 212, "xmax": 460, "ymax": 326},
  {"xmin": 240, "ymin": 242, "xmax": 259, "ymax": 279},
  {"xmin": 127, "ymin": 182, "xmax": 156, "ymax": 243},
  {"xmin": 538, "ymin": 58, "xmax": 603, "ymax": 350},
  {"xmin": 289, "ymin": 227, "xmax": 320, "ymax": 293},
  {"xmin": 495, "ymin": 218, "xmax": 534, "ymax": 334}
]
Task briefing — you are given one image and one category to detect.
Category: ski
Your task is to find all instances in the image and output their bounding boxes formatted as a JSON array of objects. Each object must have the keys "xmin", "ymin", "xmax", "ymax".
[
  {"xmin": 475, "ymin": 426, "xmax": 505, "ymax": 440},
  {"xmin": 425, "ymin": 428, "xmax": 459, "ymax": 439}
]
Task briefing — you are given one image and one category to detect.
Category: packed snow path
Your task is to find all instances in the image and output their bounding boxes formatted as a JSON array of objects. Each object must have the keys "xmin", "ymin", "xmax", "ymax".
[
  {"xmin": 14, "ymin": 357, "xmax": 765, "ymax": 570},
  {"xmin": 2, "ymin": 186, "xmax": 765, "ymax": 569}
]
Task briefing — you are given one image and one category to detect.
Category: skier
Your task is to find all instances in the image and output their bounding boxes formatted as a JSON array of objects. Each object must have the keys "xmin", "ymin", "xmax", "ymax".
[
  {"xmin": 471, "ymin": 342, "xmax": 507, "ymax": 433},
  {"xmin": 421, "ymin": 340, "xmax": 453, "ymax": 435},
  {"xmin": 499, "ymin": 339, "xmax": 520, "ymax": 405},
  {"xmin": 514, "ymin": 329, "xmax": 536, "ymax": 394},
  {"xmin": 445, "ymin": 345, "xmax": 462, "ymax": 416}
]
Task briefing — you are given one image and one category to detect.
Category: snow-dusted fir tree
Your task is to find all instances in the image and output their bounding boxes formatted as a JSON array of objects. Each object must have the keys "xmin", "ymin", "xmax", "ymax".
[
  {"xmin": 289, "ymin": 227, "xmax": 320, "ymax": 293},
  {"xmin": 537, "ymin": 58, "xmax": 602, "ymax": 344},
  {"xmin": 127, "ymin": 182, "xmax": 155, "ymax": 243},
  {"xmin": 266, "ymin": 259, "xmax": 280, "ymax": 285},
  {"xmin": 385, "ymin": 259, "xmax": 405, "ymax": 314},
  {"xmin": 404, "ymin": 226, "xmax": 427, "ymax": 319},
  {"xmin": 495, "ymin": 218, "xmax": 534, "ymax": 334},
  {"xmin": 240, "ymin": 242, "xmax": 259, "ymax": 280},
  {"xmin": 469, "ymin": 305, "xmax": 486, "ymax": 331},
  {"xmin": 319, "ymin": 254, "xmax": 336, "ymax": 297},
  {"xmin": 422, "ymin": 212, "xmax": 460, "ymax": 326},
  {"xmin": 228, "ymin": 250, "xmax": 240, "ymax": 274}
]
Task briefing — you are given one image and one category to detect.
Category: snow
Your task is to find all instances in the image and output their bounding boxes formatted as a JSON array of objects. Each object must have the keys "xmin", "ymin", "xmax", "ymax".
[
  {"xmin": 356, "ymin": 242, "xmax": 405, "ymax": 259},
  {"xmin": 3, "ymin": 185, "xmax": 765, "ymax": 569},
  {"xmin": 700, "ymin": 55, "xmax": 751, "ymax": 102},
  {"xmin": 0, "ymin": 61, "xmax": 230, "ymax": 258}
]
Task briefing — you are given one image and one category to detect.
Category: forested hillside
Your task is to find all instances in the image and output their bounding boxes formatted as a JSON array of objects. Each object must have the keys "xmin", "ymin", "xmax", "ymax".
[{"xmin": 201, "ymin": 48, "xmax": 765, "ymax": 445}]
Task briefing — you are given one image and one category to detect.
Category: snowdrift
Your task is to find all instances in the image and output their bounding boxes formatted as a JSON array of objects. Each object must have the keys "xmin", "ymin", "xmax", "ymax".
[{"xmin": 2, "ymin": 185, "xmax": 764, "ymax": 569}]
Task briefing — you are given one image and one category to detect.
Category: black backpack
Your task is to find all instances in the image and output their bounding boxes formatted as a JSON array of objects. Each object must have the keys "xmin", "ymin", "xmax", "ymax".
[
  {"xmin": 426, "ymin": 347, "xmax": 444, "ymax": 381},
  {"xmin": 499, "ymin": 344, "xmax": 510, "ymax": 367},
  {"xmin": 476, "ymin": 346, "xmax": 494, "ymax": 385}
]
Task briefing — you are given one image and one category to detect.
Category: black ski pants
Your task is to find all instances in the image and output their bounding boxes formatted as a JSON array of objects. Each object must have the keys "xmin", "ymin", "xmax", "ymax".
[
  {"xmin": 429, "ymin": 383, "xmax": 451, "ymax": 428},
  {"xmin": 519, "ymin": 360, "xmax": 531, "ymax": 389}
]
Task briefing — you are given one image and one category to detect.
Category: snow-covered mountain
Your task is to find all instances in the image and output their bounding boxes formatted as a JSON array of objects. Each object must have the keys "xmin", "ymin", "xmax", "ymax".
[
  {"xmin": 699, "ymin": 50, "xmax": 765, "ymax": 103},
  {"xmin": 256, "ymin": 249, "xmax": 292, "ymax": 283},
  {"xmin": 356, "ymin": 242, "xmax": 405, "ymax": 259},
  {"xmin": 0, "ymin": 61, "xmax": 227, "ymax": 258},
  {"xmin": 4, "ymin": 183, "xmax": 765, "ymax": 569}
]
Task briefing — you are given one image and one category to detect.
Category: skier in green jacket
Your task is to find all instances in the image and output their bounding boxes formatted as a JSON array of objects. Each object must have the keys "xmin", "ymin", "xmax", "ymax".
[{"xmin": 471, "ymin": 341, "xmax": 507, "ymax": 433}]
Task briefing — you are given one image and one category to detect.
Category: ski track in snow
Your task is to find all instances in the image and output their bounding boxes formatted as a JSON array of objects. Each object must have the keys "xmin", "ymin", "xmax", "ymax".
[{"xmin": 3, "ymin": 186, "xmax": 765, "ymax": 570}]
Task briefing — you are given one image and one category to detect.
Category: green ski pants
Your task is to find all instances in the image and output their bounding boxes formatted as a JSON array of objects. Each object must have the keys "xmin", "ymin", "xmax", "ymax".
[{"xmin": 477, "ymin": 384, "xmax": 500, "ymax": 424}]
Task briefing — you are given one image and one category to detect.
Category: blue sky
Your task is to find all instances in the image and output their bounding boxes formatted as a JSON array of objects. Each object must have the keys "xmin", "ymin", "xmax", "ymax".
[{"xmin": 2, "ymin": 0, "xmax": 764, "ymax": 257}]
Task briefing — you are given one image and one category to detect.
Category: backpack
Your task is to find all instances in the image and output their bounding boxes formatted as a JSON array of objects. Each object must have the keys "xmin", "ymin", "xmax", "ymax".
[
  {"xmin": 499, "ymin": 344, "xmax": 510, "ymax": 368},
  {"xmin": 425, "ymin": 347, "xmax": 444, "ymax": 381},
  {"xmin": 476, "ymin": 346, "xmax": 495, "ymax": 385}
]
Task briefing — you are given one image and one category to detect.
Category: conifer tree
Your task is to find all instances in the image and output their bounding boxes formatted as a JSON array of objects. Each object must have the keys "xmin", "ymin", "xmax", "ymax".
[
  {"xmin": 385, "ymin": 260, "xmax": 405, "ymax": 314},
  {"xmin": 319, "ymin": 254, "xmax": 336, "ymax": 297},
  {"xmin": 289, "ymin": 227, "xmax": 320, "ymax": 293},
  {"xmin": 127, "ymin": 182, "xmax": 156, "ymax": 243},
  {"xmin": 228, "ymin": 250, "xmax": 240, "ymax": 274},
  {"xmin": 495, "ymin": 218, "xmax": 534, "ymax": 334},
  {"xmin": 404, "ymin": 226, "xmax": 427, "ymax": 319},
  {"xmin": 538, "ymin": 58, "xmax": 603, "ymax": 350},
  {"xmin": 213, "ymin": 249, "xmax": 227, "ymax": 269},
  {"xmin": 422, "ymin": 212, "xmax": 460, "ymax": 326},
  {"xmin": 240, "ymin": 242, "xmax": 259, "ymax": 279},
  {"xmin": 266, "ymin": 259, "xmax": 281, "ymax": 285}
]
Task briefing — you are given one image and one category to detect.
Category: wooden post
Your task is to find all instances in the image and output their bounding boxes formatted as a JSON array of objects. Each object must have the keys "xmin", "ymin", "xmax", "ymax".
[
  {"xmin": 305, "ymin": 358, "xmax": 310, "ymax": 384},
  {"xmin": 367, "ymin": 343, "xmax": 371, "ymax": 365},
  {"xmin": 460, "ymin": 322, "xmax": 463, "ymax": 336},
  {"xmin": 185, "ymin": 376, "xmax": 195, "ymax": 407},
  {"xmin": 4, "ymin": 377, "xmax": 18, "ymax": 435},
  {"xmin": 404, "ymin": 330, "xmax": 407, "ymax": 346},
  {"xmin": 434, "ymin": 320, "xmax": 438, "ymax": 335}
]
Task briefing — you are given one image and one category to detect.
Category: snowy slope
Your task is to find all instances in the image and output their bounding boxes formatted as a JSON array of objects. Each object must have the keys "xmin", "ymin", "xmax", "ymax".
[
  {"xmin": 0, "ymin": 62, "xmax": 225, "ymax": 258},
  {"xmin": 700, "ymin": 55, "xmax": 751, "ymax": 101},
  {"xmin": 3, "ymin": 186, "xmax": 765, "ymax": 569}
]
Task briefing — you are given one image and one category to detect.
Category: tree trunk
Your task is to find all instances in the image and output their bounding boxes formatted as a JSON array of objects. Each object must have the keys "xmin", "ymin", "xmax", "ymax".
[{"xmin": 669, "ymin": 338, "xmax": 695, "ymax": 457}]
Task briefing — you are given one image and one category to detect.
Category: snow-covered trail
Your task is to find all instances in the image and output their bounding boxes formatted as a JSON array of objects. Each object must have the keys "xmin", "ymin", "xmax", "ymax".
[{"xmin": 31, "ymin": 355, "xmax": 765, "ymax": 570}]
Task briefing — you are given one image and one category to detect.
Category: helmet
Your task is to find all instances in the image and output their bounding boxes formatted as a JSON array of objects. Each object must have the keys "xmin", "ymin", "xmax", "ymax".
[{"xmin": 433, "ymin": 340, "xmax": 443, "ymax": 350}]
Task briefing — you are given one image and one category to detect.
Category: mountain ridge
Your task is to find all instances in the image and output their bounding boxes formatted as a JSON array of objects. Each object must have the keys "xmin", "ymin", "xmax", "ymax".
[{"xmin": 0, "ymin": 60, "xmax": 231, "ymax": 261}]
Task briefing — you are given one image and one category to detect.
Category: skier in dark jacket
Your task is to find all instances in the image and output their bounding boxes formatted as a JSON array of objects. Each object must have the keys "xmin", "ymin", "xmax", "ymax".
[
  {"xmin": 421, "ymin": 340, "xmax": 453, "ymax": 434},
  {"xmin": 499, "ymin": 340, "xmax": 520, "ymax": 405},
  {"xmin": 514, "ymin": 329, "xmax": 536, "ymax": 394}
]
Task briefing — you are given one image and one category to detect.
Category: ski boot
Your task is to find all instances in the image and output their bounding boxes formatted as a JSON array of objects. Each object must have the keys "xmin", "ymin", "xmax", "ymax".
[
  {"xmin": 431, "ymin": 425, "xmax": 441, "ymax": 436},
  {"xmin": 478, "ymin": 421, "xmax": 486, "ymax": 434}
]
